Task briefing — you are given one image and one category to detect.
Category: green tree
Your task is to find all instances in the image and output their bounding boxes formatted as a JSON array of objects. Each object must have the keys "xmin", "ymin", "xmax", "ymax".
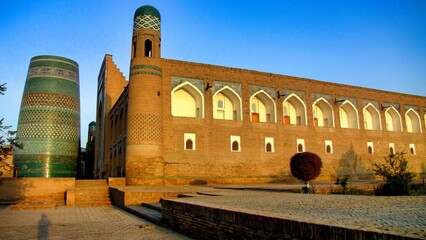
[
  {"xmin": 290, "ymin": 152, "xmax": 322, "ymax": 192},
  {"xmin": 371, "ymin": 152, "xmax": 416, "ymax": 195},
  {"xmin": 0, "ymin": 83, "xmax": 22, "ymax": 178}
]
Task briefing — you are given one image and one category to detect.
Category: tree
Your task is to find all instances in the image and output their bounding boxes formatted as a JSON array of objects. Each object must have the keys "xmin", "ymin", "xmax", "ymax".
[
  {"xmin": 0, "ymin": 83, "xmax": 22, "ymax": 178},
  {"xmin": 371, "ymin": 151, "xmax": 416, "ymax": 196},
  {"xmin": 290, "ymin": 152, "xmax": 322, "ymax": 192}
]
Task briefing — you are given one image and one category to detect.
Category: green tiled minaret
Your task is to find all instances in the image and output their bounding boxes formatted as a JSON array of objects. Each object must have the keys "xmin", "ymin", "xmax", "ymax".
[{"xmin": 14, "ymin": 55, "xmax": 80, "ymax": 177}]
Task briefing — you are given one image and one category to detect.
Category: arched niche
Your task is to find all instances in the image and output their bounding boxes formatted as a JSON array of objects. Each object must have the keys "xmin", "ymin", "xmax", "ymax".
[
  {"xmin": 213, "ymin": 86, "xmax": 242, "ymax": 120},
  {"xmin": 250, "ymin": 90, "xmax": 276, "ymax": 123},
  {"xmin": 363, "ymin": 103, "xmax": 381, "ymax": 130},
  {"xmin": 312, "ymin": 98, "xmax": 334, "ymax": 127},
  {"xmin": 171, "ymin": 82, "xmax": 204, "ymax": 118},
  {"xmin": 339, "ymin": 100, "xmax": 359, "ymax": 129},
  {"xmin": 385, "ymin": 107, "xmax": 402, "ymax": 132},
  {"xmin": 282, "ymin": 94, "xmax": 307, "ymax": 125},
  {"xmin": 405, "ymin": 108, "xmax": 422, "ymax": 133}
]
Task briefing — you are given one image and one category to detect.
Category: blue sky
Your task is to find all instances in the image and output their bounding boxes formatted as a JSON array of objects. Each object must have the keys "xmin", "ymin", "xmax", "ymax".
[{"xmin": 1, "ymin": 0, "xmax": 425, "ymax": 145}]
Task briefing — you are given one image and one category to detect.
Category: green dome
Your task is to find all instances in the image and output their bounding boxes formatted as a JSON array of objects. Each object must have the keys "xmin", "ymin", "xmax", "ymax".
[{"xmin": 134, "ymin": 5, "xmax": 161, "ymax": 21}]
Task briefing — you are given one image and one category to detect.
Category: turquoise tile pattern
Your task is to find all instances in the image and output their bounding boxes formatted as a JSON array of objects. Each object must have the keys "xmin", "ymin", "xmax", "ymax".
[
  {"xmin": 14, "ymin": 55, "xmax": 80, "ymax": 177},
  {"xmin": 133, "ymin": 5, "xmax": 161, "ymax": 30}
]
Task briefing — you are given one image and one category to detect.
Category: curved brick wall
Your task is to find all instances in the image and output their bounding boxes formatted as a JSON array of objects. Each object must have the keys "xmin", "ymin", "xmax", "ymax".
[{"xmin": 14, "ymin": 55, "xmax": 80, "ymax": 177}]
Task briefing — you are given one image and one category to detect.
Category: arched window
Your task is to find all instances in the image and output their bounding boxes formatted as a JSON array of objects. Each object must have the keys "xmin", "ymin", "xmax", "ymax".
[
  {"xmin": 184, "ymin": 133, "xmax": 196, "ymax": 150},
  {"xmin": 385, "ymin": 107, "xmax": 402, "ymax": 132},
  {"xmin": 312, "ymin": 98, "xmax": 334, "ymax": 127},
  {"xmin": 266, "ymin": 143, "xmax": 272, "ymax": 152},
  {"xmin": 172, "ymin": 82, "xmax": 204, "ymax": 118},
  {"xmin": 230, "ymin": 135, "xmax": 241, "ymax": 152},
  {"xmin": 297, "ymin": 144, "xmax": 303, "ymax": 153},
  {"xmin": 324, "ymin": 140, "xmax": 333, "ymax": 154},
  {"xmin": 145, "ymin": 39, "xmax": 152, "ymax": 57},
  {"xmin": 282, "ymin": 94, "xmax": 307, "ymax": 125},
  {"xmin": 232, "ymin": 141, "xmax": 239, "ymax": 151},
  {"xmin": 405, "ymin": 108, "xmax": 422, "ymax": 133},
  {"xmin": 367, "ymin": 142, "xmax": 374, "ymax": 154},
  {"xmin": 326, "ymin": 145, "xmax": 331, "ymax": 153},
  {"xmin": 363, "ymin": 104, "xmax": 381, "ymax": 130},
  {"xmin": 186, "ymin": 139, "xmax": 193, "ymax": 150},
  {"xmin": 389, "ymin": 143, "xmax": 395, "ymax": 155},
  {"xmin": 339, "ymin": 101, "xmax": 359, "ymax": 129},
  {"xmin": 410, "ymin": 147, "xmax": 415, "ymax": 155},
  {"xmin": 250, "ymin": 90, "xmax": 276, "ymax": 123},
  {"xmin": 265, "ymin": 137, "xmax": 274, "ymax": 153},
  {"xmin": 132, "ymin": 36, "xmax": 137, "ymax": 59},
  {"xmin": 110, "ymin": 120, "xmax": 114, "ymax": 141},
  {"xmin": 213, "ymin": 87, "xmax": 242, "ymax": 120},
  {"xmin": 115, "ymin": 115, "xmax": 119, "ymax": 137},
  {"xmin": 368, "ymin": 146, "xmax": 373, "ymax": 154}
]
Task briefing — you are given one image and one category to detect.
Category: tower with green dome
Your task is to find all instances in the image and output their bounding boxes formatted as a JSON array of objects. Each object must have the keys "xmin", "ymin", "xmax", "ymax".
[{"xmin": 126, "ymin": 5, "xmax": 164, "ymax": 185}]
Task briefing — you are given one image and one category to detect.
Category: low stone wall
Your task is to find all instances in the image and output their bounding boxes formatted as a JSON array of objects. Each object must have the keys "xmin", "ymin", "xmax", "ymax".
[
  {"xmin": 109, "ymin": 187, "xmax": 191, "ymax": 207},
  {"xmin": 161, "ymin": 199, "xmax": 415, "ymax": 240},
  {"xmin": 0, "ymin": 178, "xmax": 75, "ymax": 204}
]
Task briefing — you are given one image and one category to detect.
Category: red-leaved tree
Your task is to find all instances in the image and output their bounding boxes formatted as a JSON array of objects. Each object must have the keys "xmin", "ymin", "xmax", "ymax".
[{"xmin": 290, "ymin": 152, "xmax": 322, "ymax": 191}]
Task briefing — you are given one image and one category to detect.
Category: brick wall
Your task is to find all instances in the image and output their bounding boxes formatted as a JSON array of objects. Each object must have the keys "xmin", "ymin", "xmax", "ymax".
[
  {"xmin": 161, "ymin": 199, "xmax": 414, "ymax": 240},
  {"xmin": 0, "ymin": 178, "xmax": 75, "ymax": 204}
]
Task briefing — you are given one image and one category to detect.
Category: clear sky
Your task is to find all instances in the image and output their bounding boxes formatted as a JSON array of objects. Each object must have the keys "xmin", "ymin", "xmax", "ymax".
[{"xmin": 1, "ymin": 0, "xmax": 425, "ymax": 145}]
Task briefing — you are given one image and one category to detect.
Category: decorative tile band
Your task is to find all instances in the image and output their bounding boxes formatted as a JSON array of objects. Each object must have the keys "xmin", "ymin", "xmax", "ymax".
[
  {"xmin": 21, "ymin": 93, "xmax": 79, "ymax": 111},
  {"xmin": 130, "ymin": 64, "xmax": 162, "ymax": 72},
  {"xmin": 130, "ymin": 71, "xmax": 162, "ymax": 78},
  {"xmin": 134, "ymin": 14, "xmax": 160, "ymax": 30},
  {"xmin": 27, "ymin": 67, "xmax": 79, "ymax": 83}
]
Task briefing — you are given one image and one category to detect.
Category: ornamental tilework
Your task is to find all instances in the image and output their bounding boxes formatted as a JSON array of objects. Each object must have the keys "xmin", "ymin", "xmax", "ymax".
[
  {"xmin": 134, "ymin": 14, "xmax": 160, "ymax": 30},
  {"xmin": 27, "ymin": 67, "xmax": 79, "ymax": 83},
  {"xmin": 21, "ymin": 93, "xmax": 79, "ymax": 111},
  {"xmin": 14, "ymin": 55, "xmax": 80, "ymax": 178}
]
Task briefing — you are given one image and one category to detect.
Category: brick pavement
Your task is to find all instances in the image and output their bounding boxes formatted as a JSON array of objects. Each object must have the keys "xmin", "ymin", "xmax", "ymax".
[{"xmin": 0, "ymin": 205, "xmax": 191, "ymax": 240}]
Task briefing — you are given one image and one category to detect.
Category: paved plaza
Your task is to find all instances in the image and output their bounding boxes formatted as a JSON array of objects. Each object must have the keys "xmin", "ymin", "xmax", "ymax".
[
  {"xmin": 0, "ymin": 205, "xmax": 190, "ymax": 240},
  {"xmin": 0, "ymin": 185, "xmax": 425, "ymax": 239},
  {"xmin": 175, "ymin": 187, "xmax": 426, "ymax": 239}
]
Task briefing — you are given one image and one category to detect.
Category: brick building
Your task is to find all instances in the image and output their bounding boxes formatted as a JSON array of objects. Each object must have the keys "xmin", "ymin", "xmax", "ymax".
[{"xmin": 95, "ymin": 5, "xmax": 426, "ymax": 185}]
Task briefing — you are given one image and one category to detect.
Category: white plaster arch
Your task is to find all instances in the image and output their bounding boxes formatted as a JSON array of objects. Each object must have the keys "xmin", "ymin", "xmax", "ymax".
[
  {"xmin": 212, "ymin": 86, "xmax": 242, "ymax": 121},
  {"xmin": 405, "ymin": 108, "xmax": 422, "ymax": 133},
  {"xmin": 363, "ymin": 103, "xmax": 382, "ymax": 130},
  {"xmin": 171, "ymin": 81, "xmax": 204, "ymax": 118},
  {"xmin": 282, "ymin": 93, "xmax": 307, "ymax": 125},
  {"xmin": 385, "ymin": 106, "xmax": 402, "ymax": 132},
  {"xmin": 339, "ymin": 100, "xmax": 359, "ymax": 129},
  {"xmin": 250, "ymin": 90, "xmax": 276, "ymax": 123},
  {"xmin": 312, "ymin": 97, "xmax": 334, "ymax": 128}
]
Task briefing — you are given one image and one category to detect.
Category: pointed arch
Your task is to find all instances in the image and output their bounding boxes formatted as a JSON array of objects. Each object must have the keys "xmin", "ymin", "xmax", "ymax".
[
  {"xmin": 312, "ymin": 98, "xmax": 334, "ymax": 128},
  {"xmin": 282, "ymin": 94, "xmax": 307, "ymax": 125},
  {"xmin": 171, "ymin": 82, "xmax": 204, "ymax": 118},
  {"xmin": 213, "ymin": 86, "xmax": 242, "ymax": 120},
  {"xmin": 385, "ymin": 107, "xmax": 402, "ymax": 132},
  {"xmin": 250, "ymin": 90, "xmax": 276, "ymax": 123},
  {"xmin": 405, "ymin": 108, "xmax": 422, "ymax": 133},
  {"xmin": 363, "ymin": 103, "xmax": 381, "ymax": 130},
  {"xmin": 339, "ymin": 100, "xmax": 359, "ymax": 129}
]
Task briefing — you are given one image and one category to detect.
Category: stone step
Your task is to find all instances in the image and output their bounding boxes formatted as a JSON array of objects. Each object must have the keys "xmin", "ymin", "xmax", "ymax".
[
  {"xmin": 141, "ymin": 202, "xmax": 162, "ymax": 211},
  {"xmin": 125, "ymin": 204, "xmax": 162, "ymax": 224},
  {"xmin": 10, "ymin": 201, "xmax": 57, "ymax": 210},
  {"xmin": 75, "ymin": 180, "xmax": 108, "ymax": 188}
]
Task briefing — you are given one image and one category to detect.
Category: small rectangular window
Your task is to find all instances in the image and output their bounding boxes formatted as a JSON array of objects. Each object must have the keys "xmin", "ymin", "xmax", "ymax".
[
  {"xmin": 297, "ymin": 139, "xmax": 305, "ymax": 153},
  {"xmin": 389, "ymin": 143, "xmax": 395, "ymax": 155},
  {"xmin": 325, "ymin": 140, "xmax": 333, "ymax": 154},
  {"xmin": 265, "ymin": 137, "xmax": 274, "ymax": 153},
  {"xmin": 230, "ymin": 136, "xmax": 241, "ymax": 152},
  {"xmin": 367, "ymin": 142, "xmax": 374, "ymax": 154},
  {"xmin": 409, "ymin": 144, "xmax": 416, "ymax": 155},
  {"xmin": 184, "ymin": 133, "xmax": 196, "ymax": 150}
]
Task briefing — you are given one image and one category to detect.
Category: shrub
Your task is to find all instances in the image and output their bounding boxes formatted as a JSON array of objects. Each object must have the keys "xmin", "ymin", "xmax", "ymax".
[
  {"xmin": 371, "ymin": 152, "xmax": 416, "ymax": 196},
  {"xmin": 290, "ymin": 152, "xmax": 322, "ymax": 192}
]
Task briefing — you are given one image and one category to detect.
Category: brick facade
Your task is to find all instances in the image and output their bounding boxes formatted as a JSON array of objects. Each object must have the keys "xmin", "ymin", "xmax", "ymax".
[{"xmin": 95, "ymin": 5, "xmax": 426, "ymax": 185}]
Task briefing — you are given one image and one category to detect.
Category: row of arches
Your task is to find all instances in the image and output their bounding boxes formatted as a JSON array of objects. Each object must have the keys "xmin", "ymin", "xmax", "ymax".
[{"xmin": 171, "ymin": 81, "xmax": 423, "ymax": 133}]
